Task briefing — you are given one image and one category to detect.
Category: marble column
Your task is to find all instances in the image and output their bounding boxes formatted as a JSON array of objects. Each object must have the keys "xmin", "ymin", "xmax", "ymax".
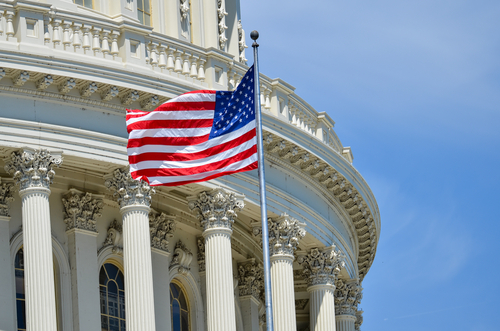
[
  {"xmin": 62, "ymin": 188, "xmax": 103, "ymax": 331},
  {"xmin": 149, "ymin": 210, "xmax": 176, "ymax": 331},
  {"xmin": 0, "ymin": 178, "xmax": 16, "ymax": 331},
  {"xmin": 4, "ymin": 148, "xmax": 62, "ymax": 331},
  {"xmin": 252, "ymin": 214, "xmax": 306, "ymax": 331},
  {"xmin": 188, "ymin": 188, "xmax": 244, "ymax": 331},
  {"xmin": 334, "ymin": 279, "xmax": 363, "ymax": 331},
  {"xmin": 105, "ymin": 168, "xmax": 156, "ymax": 331},
  {"xmin": 237, "ymin": 259, "xmax": 263, "ymax": 331},
  {"xmin": 297, "ymin": 246, "xmax": 345, "ymax": 331}
]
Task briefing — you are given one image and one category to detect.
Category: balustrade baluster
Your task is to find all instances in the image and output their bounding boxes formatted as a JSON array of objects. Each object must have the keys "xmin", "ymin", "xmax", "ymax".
[
  {"xmin": 102, "ymin": 30, "xmax": 110, "ymax": 55},
  {"xmin": 197, "ymin": 58, "xmax": 206, "ymax": 81},
  {"xmin": 166, "ymin": 48, "xmax": 175, "ymax": 70},
  {"xmin": 110, "ymin": 31, "xmax": 120, "ymax": 56},
  {"xmin": 72, "ymin": 23, "xmax": 82, "ymax": 48},
  {"xmin": 62, "ymin": 22, "xmax": 72, "ymax": 48},
  {"xmin": 82, "ymin": 25, "xmax": 91, "ymax": 51},
  {"xmin": 158, "ymin": 46, "xmax": 167, "ymax": 68},
  {"xmin": 0, "ymin": 12, "xmax": 4, "ymax": 36},
  {"xmin": 43, "ymin": 17, "xmax": 51, "ymax": 44},
  {"xmin": 5, "ymin": 12, "xmax": 14, "ymax": 40},
  {"xmin": 190, "ymin": 56, "xmax": 198, "ymax": 78},
  {"xmin": 182, "ymin": 52, "xmax": 190, "ymax": 75},
  {"xmin": 52, "ymin": 19, "xmax": 61, "ymax": 45},
  {"xmin": 92, "ymin": 27, "xmax": 101, "ymax": 53},
  {"xmin": 174, "ymin": 50, "xmax": 183, "ymax": 73}
]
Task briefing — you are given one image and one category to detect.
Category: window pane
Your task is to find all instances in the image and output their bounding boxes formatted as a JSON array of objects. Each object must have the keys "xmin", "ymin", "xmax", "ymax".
[
  {"xmin": 145, "ymin": 14, "xmax": 151, "ymax": 27},
  {"xmin": 84, "ymin": 0, "xmax": 93, "ymax": 9},
  {"xmin": 108, "ymin": 280, "xmax": 118, "ymax": 295},
  {"xmin": 99, "ymin": 267, "xmax": 107, "ymax": 285},
  {"xmin": 100, "ymin": 286, "xmax": 108, "ymax": 314},
  {"xmin": 181, "ymin": 310, "xmax": 189, "ymax": 331},
  {"xmin": 101, "ymin": 315, "xmax": 109, "ymax": 330},
  {"xmin": 116, "ymin": 271, "xmax": 124, "ymax": 289},
  {"xmin": 100, "ymin": 263, "xmax": 126, "ymax": 331},
  {"xmin": 119, "ymin": 291, "xmax": 126, "ymax": 319},
  {"xmin": 178, "ymin": 290, "xmax": 187, "ymax": 310},
  {"xmin": 15, "ymin": 270, "xmax": 25, "ymax": 298},
  {"xmin": 144, "ymin": 0, "xmax": 150, "ymax": 13},
  {"xmin": 109, "ymin": 317, "xmax": 120, "ymax": 331},
  {"xmin": 172, "ymin": 300, "xmax": 181, "ymax": 331},
  {"xmin": 16, "ymin": 299, "xmax": 26, "ymax": 329},
  {"xmin": 120, "ymin": 319, "xmax": 126, "ymax": 331},
  {"xmin": 105, "ymin": 264, "xmax": 118, "ymax": 281},
  {"xmin": 138, "ymin": 14, "xmax": 144, "ymax": 25},
  {"xmin": 15, "ymin": 249, "xmax": 24, "ymax": 268},
  {"xmin": 74, "ymin": 0, "xmax": 84, "ymax": 6},
  {"xmin": 170, "ymin": 283, "xmax": 179, "ymax": 298},
  {"xmin": 137, "ymin": 0, "xmax": 143, "ymax": 10}
]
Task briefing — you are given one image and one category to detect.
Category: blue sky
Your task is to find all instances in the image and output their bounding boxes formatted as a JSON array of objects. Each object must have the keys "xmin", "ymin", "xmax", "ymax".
[{"xmin": 240, "ymin": 1, "xmax": 500, "ymax": 330}]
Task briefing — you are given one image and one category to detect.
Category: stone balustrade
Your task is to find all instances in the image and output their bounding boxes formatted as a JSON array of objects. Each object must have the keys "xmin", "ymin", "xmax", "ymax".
[{"xmin": 0, "ymin": 4, "xmax": 346, "ymax": 157}]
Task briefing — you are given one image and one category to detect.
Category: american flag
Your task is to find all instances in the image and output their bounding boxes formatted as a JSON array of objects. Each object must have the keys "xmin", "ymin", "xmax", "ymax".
[{"xmin": 126, "ymin": 65, "xmax": 258, "ymax": 186}]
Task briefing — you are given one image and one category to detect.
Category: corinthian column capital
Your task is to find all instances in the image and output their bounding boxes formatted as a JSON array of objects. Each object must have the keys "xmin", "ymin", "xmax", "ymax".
[
  {"xmin": 355, "ymin": 309, "xmax": 364, "ymax": 331},
  {"xmin": 297, "ymin": 245, "xmax": 345, "ymax": 287},
  {"xmin": 62, "ymin": 188, "xmax": 103, "ymax": 232},
  {"xmin": 0, "ymin": 178, "xmax": 15, "ymax": 217},
  {"xmin": 334, "ymin": 279, "xmax": 363, "ymax": 316},
  {"xmin": 104, "ymin": 168, "xmax": 155, "ymax": 208},
  {"xmin": 187, "ymin": 188, "xmax": 244, "ymax": 232},
  {"xmin": 237, "ymin": 259, "xmax": 263, "ymax": 302},
  {"xmin": 252, "ymin": 213, "xmax": 306, "ymax": 257},
  {"xmin": 149, "ymin": 210, "xmax": 176, "ymax": 252},
  {"xmin": 4, "ymin": 148, "xmax": 62, "ymax": 191}
]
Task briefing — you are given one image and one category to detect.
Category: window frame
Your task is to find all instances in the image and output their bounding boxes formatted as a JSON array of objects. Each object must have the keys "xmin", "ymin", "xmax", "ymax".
[
  {"xmin": 137, "ymin": 0, "xmax": 153, "ymax": 26},
  {"xmin": 99, "ymin": 261, "xmax": 126, "ymax": 331},
  {"xmin": 170, "ymin": 279, "xmax": 191, "ymax": 331}
]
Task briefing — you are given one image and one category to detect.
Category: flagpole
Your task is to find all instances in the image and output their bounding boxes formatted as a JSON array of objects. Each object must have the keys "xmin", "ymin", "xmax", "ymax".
[{"xmin": 251, "ymin": 30, "xmax": 275, "ymax": 331}]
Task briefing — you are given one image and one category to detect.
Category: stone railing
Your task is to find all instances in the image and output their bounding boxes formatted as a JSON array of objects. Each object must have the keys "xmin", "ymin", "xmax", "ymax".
[{"xmin": 0, "ymin": 2, "xmax": 347, "ymax": 157}]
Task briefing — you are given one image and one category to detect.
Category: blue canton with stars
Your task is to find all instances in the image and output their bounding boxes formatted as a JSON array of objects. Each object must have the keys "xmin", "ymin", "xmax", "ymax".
[{"xmin": 209, "ymin": 65, "xmax": 256, "ymax": 139}]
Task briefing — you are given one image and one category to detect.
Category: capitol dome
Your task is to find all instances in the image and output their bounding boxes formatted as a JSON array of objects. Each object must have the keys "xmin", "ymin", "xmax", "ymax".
[{"xmin": 0, "ymin": 1, "xmax": 380, "ymax": 331}]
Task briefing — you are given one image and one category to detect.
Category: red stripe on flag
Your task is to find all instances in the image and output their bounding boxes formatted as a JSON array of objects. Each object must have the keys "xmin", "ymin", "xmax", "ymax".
[
  {"xmin": 127, "ymin": 119, "xmax": 213, "ymax": 132},
  {"xmin": 127, "ymin": 135, "xmax": 211, "ymax": 148},
  {"xmin": 128, "ymin": 130, "xmax": 256, "ymax": 163},
  {"xmin": 130, "ymin": 145, "xmax": 257, "ymax": 177},
  {"xmin": 155, "ymin": 101, "xmax": 216, "ymax": 112}
]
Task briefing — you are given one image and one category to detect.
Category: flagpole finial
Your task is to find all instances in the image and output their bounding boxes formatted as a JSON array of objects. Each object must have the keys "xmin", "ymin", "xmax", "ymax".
[{"xmin": 251, "ymin": 30, "xmax": 259, "ymax": 47}]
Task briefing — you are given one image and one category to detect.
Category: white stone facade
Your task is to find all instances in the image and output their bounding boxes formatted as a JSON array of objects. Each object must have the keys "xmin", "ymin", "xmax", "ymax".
[{"xmin": 0, "ymin": 1, "xmax": 380, "ymax": 331}]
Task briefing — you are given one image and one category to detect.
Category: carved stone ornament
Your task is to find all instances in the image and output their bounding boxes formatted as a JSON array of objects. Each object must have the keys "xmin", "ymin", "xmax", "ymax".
[
  {"xmin": 252, "ymin": 213, "xmax": 306, "ymax": 257},
  {"xmin": 334, "ymin": 279, "xmax": 363, "ymax": 316},
  {"xmin": 4, "ymin": 148, "xmax": 63, "ymax": 191},
  {"xmin": 197, "ymin": 237, "xmax": 206, "ymax": 272},
  {"xmin": 104, "ymin": 168, "xmax": 155, "ymax": 208},
  {"xmin": 187, "ymin": 188, "xmax": 244, "ymax": 231},
  {"xmin": 238, "ymin": 260, "xmax": 263, "ymax": 301},
  {"xmin": 101, "ymin": 219, "xmax": 123, "ymax": 255},
  {"xmin": 355, "ymin": 309, "xmax": 363, "ymax": 331},
  {"xmin": 217, "ymin": 0, "xmax": 228, "ymax": 50},
  {"xmin": 297, "ymin": 245, "xmax": 346, "ymax": 286},
  {"xmin": 62, "ymin": 188, "xmax": 103, "ymax": 232},
  {"xmin": 237, "ymin": 20, "xmax": 248, "ymax": 63},
  {"xmin": 295, "ymin": 299, "xmax": 309, "ymax": 310},
  {"xmin": 180, "ymin": 0, "xmax": 190, "ymax": 20},
  {"xmin": 170, "ymin": 240, "xmax": 193, "ymax": 275},
  {"xmin": 0, "ymin": 178, "xmax": 15, "ymax": 217},
  {"xmin": 149, "ymin": 210, "xmax": 176, "ymax": 252}
]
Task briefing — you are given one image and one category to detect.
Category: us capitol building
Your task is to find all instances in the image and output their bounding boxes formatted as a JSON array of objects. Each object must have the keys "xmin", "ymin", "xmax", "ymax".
[{"xmin": 0, "ymin": 1, "xmax": 380, "ymax": 331}]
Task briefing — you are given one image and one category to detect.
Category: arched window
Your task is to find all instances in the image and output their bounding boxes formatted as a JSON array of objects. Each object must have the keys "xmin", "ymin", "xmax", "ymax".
[
  {"xmin": 99, "ymin": 263, "xmax": 126, "ymax": 331},
  {"xmin": 170, "ymin": 280, "xmax": 190, "ymax": 331},
  {"xmin": 14, "ymin": 248, "xmax": 26, "ymax": 331}
]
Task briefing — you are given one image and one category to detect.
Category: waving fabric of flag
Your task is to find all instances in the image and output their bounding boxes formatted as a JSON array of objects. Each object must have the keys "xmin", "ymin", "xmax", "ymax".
[{"xmin": 126, "ymin": 65, "xmax": 258, "ymax": 186}]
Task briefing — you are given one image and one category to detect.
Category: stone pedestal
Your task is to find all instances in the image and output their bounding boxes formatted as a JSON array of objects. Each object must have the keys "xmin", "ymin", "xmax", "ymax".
[
  {"xmin": 297, "ymin": 246, "xmax": 345, "ymax": 331},
  {"xmin": 105, "ymin": 168, "xmax": 156, "ymax": 331},
  {"xmin": 189, "ymin": 188, "xmax": 244, "ymax": 331}
]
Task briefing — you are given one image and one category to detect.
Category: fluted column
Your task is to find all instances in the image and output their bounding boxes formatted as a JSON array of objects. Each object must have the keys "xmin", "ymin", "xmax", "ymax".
[
  {"xmin": 4, "ymin": 148, "xmax": 62, "ymax": 331},
  {"xmin": 334, "ymin": 279, "xmax": 363, "ymax": 331},
  {"xmin": 0, "ymin": 178, "xmax": 16, "ymax": 330},
  {"xmin": 297, "ymin": 246, "xmax": 345, "ymax": 331},
  {"xmin": 105, "ymin": 168, "xmax": 156, "ymax": 331},
  {"xmin": 62, "ymin": 188, "xmax": 103, "ymax": 331},
  {"xmin": 188, "ymin": 189, "xmax": 244, "ymax": 331},
  {"xmin": 252, "ymin": 214, "xmax": 306, "ymax": 331},
  {"xmin": 238, "ymin": 259, "xmax": 263, "ymax": 331},
  {"xmin": 149, "ymin": 210, "xmax": 176, "ymax": 331}
]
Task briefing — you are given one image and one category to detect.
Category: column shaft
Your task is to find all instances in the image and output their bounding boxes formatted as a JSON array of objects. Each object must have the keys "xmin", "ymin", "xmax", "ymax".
[
  {"xmin": 122, "ymin": 206, "xmax": 156, "ymax": 331},
  {"xmin": 21, "ymin": 188, "xmax": 58, "ymax": 331},
  {"xmin": 308, "ymin": 284, "xmax": 336, "ymax": 331},
  {"xmin": 270, "ymin": 255, "xmax": 296, "ymax": 331},
  {"xmin": 67, "ymin": 229, "xmax": 101, "ymax": 331},
  {"xmin": 205, "ymin": 228, "xmax": 236, "ymax": 331},
  {"xmin": 0, "ymin": 216, "xmax": 16, "ymax": 330},
  {"xmin": 152, "ymin": 250, "xmax": 172, "ymax": 331},
  {"xmin": 335, "ymin": 315, "xmax": 356, "ymax": 331}
]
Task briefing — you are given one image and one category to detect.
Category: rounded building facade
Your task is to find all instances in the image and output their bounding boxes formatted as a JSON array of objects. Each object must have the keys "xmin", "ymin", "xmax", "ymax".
[{"xmin": 0, "ymin": 1, "xmax": 380, "ymax": 331}]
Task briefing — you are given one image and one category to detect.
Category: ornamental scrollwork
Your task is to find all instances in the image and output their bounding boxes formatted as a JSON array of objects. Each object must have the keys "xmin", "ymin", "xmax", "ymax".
[
  {"xmin": 101, "ymin": 219, "xmax": 123, "ymax": 255},
  {"xmin": 4, "ymin": 148, "xmax": 63, "ymax": 191},
  {"xmin": 197, "ymin": 237, "xmax": 206, "ymax": 272},
  {"xmin": 237, "ymin": 259, "xmax": 263, "ymax": 301},
  {"xmin": 170, "ymin": 240, "xmax": 193, "ymax": 275},
  {"xmin": 149, "ymin": 210, "xmax": 176, "ymax": 252},
  {"xmin": 187, "ymin": 188, "xmax": 244, "ymax": 231},
  {"xmin": 0, "ymin": 179, "xmax": 15, "ymax": 217},
  {"xmin": 252, "ymin": 213, "xmax": 306, "ymax": 257},
  {"xmin": 62, "ymin": 189, "xmax": 103, "ymax": 232},
  {"xmin": 297, "ymin": 245, "xmax": 345, "ymax": 286},
  {"xmin": 104, "ymin": 168, "xmax": 155, "ymax": 208},
  {"xmin": 334, "ymin": 279, "xmax": 363, "ymax": 316}
]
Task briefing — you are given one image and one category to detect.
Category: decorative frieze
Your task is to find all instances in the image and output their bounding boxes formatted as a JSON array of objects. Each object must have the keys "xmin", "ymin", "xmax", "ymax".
[
  {"xmin": 36, "ymin": 75, "xmax": 53, "ymax": 90},
  {"xmin": 197, "ymin": 237, "xmax": 205, "ymax": 272},
  {"xmin": 297, "ymin": 245, "xmax": 345, "ymax": 286},
  {"xmin": 101, "ymin": 219, "xmax": 123, "ymax": 255},
  {"xmin": 80, "ymin": 82, "xmax": 98, "ymax": 97},
  {"xmin": 295, "ymin": 299, "xmax": 309, "ymax": 310},
  {"xmin": 334, "ymin": 279, "xmax": 363, "ymax": 316},
  {"xmin": 121, "ymin": 90, "xmax": 140, "ymax": 106},
  {"xmin": 59, "ymin": 78, "xmax": 76, "ymax": 94},
  {"xmin": 13, "ymin": 71, "xmax": 29, "ymax": 87},
  {"xmin": 62, "ymin": 188, "xmax": 103, "ymax": 232},
  {"xmin": 0, "ymin": 178, "xmax": 15, "ymax": 217},
  {"xmin": 141, "ymin": 95, "xmax": 160, "ymax": 110},
  {"xmin": 101, "ymin": 86, "xmax": 119, "ymax": 101},
  {"xmin": 104, "ymin": 168, "xmax": 155, "ymax": 208},
  {"xmin": 355, "ymin": 310, "xmax": 363, "ymax": 331},
  {"xmin": 4, "ymin": 148, "xmax": 63, "ymax": 191},
  {"xmin": 187, "ymin": 188, "xmax": 244, "ymax": 231},
  {"xmin": 149, "ymin": 211, "xmax": 176, "ymax": 252},
  {"xmin": 252, "ymin": 213, "xmax": 306, "ymax": 257},
  {"xmin": 237, "ymin": 259, "xmax": 263, "ymax": 301},
  {"xmin": 170, "ymin": 240, "xmax": 193, "ymax": 275}
]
